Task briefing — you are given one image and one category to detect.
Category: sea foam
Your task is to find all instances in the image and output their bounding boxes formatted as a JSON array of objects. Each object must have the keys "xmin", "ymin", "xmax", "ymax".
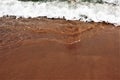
[{"xmin": 0, "ymin": 0, "xmax": 120, "ymax": 26}]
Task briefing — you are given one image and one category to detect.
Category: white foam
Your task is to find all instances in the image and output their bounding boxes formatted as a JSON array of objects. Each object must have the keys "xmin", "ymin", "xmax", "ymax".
[{"xmin": 0, "ymin": 0, "xmax": 120, "ymax": 26}]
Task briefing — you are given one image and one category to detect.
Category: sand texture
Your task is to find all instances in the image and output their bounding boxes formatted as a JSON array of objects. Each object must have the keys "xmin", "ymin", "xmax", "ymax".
[{"xmin": 0, "ymin": 17, "xmax": 120, "ymax": 80}]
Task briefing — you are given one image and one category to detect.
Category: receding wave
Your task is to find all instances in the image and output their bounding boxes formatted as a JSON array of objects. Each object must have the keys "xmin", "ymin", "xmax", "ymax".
[{"xmin": 0, "ymin": 0, "xmax": 120, "ymax": 26}]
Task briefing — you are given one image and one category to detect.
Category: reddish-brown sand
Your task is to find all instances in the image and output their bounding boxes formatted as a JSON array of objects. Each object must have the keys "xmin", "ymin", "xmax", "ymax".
[{"xmin": 0, "ymin": 17, "xmax": 120, "ymax": 80}]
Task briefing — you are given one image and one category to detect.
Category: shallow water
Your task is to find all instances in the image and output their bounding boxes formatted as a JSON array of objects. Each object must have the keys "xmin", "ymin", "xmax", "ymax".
[{"xmin": 0, "ymin": 0, "xmax": 120, "ymax": 26}]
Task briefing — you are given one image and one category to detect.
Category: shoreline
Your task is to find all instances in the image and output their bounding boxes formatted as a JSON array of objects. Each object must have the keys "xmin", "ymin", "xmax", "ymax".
[
  {"xmin": 0, "ymin": 16, "xmax": 117, "ymax": 49},
  {"xmin": 1, "ymin": 15, "xmax": 119, "ymax": 27},
  {"xmin": 0, "ymin": 17, "xmax": 120, "ymax": 80}
]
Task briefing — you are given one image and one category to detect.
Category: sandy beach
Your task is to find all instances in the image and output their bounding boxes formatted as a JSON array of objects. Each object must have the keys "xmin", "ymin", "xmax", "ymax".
[{"xmin": 0, "ymin": 17, "xmax": 120, "ymax": 80}]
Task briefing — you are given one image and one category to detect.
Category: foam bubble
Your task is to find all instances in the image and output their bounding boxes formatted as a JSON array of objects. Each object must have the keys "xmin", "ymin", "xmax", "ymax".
[{"xmin": 0, "ymin": 0, "xmax": 120, "ymax": 26}]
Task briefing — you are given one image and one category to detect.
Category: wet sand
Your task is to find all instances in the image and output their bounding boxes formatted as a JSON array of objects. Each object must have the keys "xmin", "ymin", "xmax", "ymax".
[{"xmin": 0, "ymin": 17, "xmax": 120, "ymax": 80}]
